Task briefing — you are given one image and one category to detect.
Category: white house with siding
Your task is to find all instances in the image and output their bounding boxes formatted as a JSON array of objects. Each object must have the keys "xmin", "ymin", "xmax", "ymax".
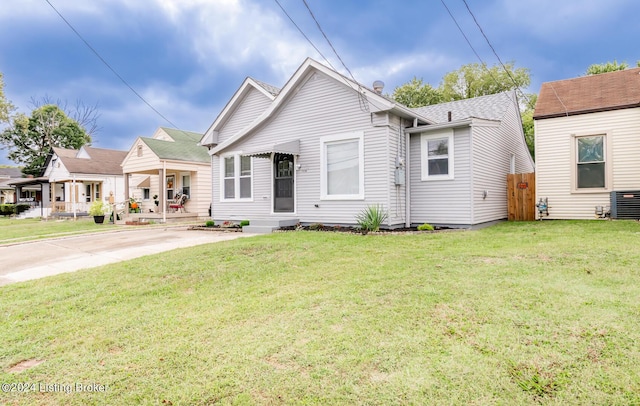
[
  {"xmin": 121, "ymin": 127, "xmax": 211, "ymax": 220},
  {"xmin": 200, "ymin": 58, "xmax": 533, "ymax": 231},
  {"xmin": 534, "ymin": 67, "xmax": 640, "ymax": 219}
]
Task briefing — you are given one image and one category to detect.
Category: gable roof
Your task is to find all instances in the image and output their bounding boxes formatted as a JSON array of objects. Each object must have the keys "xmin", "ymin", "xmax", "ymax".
[
  {"xmin": 210, "ymin": 58, "xmax": 433, "ymax": 154},
  {"xmin": 534, "ymin": 67, "xmax": 640, "ymax": 119},
  {"xmin": 0, "ymin": 167, "xmax": 23, "ymax": 178},
  {"xmin": 200, "ymin": 77, "xmax": 280, "ymax": 146},
  {"xmin": 413, "ymin": 91, "xmax": 516, "ymax": 123},
  {"xmin": 52, "ymin": 146, "xmax": 127, "ymax": 175},
  {"xmin": 141, "ymin": 127, "xmax": 209, "ymax": 163}
]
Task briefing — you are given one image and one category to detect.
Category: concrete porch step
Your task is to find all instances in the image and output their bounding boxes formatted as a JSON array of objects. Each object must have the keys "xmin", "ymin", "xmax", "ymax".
[{"xmin": 242, "ymin": 218, "xmax": 299, "ymax": 234}]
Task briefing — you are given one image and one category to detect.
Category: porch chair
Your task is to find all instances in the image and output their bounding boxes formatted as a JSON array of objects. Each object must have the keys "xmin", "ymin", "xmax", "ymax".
[{"xmin": 169, "ymin": 193, "xmax": 188, "ymax": 213}]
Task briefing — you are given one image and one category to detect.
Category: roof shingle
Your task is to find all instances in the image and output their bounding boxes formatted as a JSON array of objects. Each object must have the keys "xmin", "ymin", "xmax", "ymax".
[{"xmin": 534, "ymin": 67, "xmax": 640, "ymax": 119}]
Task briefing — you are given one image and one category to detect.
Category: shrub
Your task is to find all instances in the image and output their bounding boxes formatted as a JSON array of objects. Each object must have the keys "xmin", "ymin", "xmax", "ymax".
[
  {"xmin": 15, "ymin": 204, "xmax": 30, "ymax": 215},
  {"xmin": 239, "ymin": 220, "xmax": 250, "ymax": 227},
  {"xmin": 205, "ymin": 220, "xmax": 215, "ymax": 227},
  {"xmin": 356, "ymin": 204, "xmax": 388, "ymax": 232},
  {"xmin": 417, "ymin": 223, "xmax": 434, "ymax": 231},
  {"xmin": 0, "ymin": 204, "xmax": 14, "ymax": 216},
  {"xmin": 308, "ymin": 223, "xmax": 324, "ymax": 231},
  {"xmin": 88, "ymin": 200, "xmax": 107, "ymax": 216}
]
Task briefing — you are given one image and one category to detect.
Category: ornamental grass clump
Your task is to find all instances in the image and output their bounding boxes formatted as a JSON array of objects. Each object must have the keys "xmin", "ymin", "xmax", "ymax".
[{"xmin": 356, "ymin": 204, "xmax": 388, "ymax": 233}]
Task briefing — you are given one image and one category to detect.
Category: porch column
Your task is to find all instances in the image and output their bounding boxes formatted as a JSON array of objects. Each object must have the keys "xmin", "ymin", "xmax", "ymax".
[
  {"xmin": 160, "ymin": 166, "xmax": 166, "ymax": 223},
  {"xmin": 50, "ymin": 182, "xmax": 56, "ymax": 212},
  {"xmin": 123, "ymin": 173, "xmax": 130, "ymax": 203}
]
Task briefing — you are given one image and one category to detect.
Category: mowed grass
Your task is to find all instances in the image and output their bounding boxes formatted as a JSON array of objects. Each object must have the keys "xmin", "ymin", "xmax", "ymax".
[
  {"xmin": 1, "ymin": 220, "xmax": 639, "ymax": 405},
  {"xmin": 0, "ymin": 217, "xmax": 117, "ymax": 244}
]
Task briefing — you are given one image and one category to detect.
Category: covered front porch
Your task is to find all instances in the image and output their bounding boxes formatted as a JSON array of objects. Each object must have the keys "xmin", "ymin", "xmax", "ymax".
[{"xmin": 121, "ymin": 164, "xmax": 210, "ymax": 223}]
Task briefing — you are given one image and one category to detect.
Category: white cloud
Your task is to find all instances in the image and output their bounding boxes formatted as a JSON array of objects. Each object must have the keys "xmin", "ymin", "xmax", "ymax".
[
  {"xmin": 352, "ymin": 52, "xmax": 457, "ymax": 91},
  {"xmin": 149, "ymin": 0, "xmax": 316, "ymax": 81}
]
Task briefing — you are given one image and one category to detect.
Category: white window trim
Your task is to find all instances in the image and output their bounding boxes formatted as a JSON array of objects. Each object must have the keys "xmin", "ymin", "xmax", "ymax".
[
  {"xmin": 570, "ymin": 132, "xmax": 612, "ymax": 194},
  {"xmin": 220, "ymin": 153, "xmax": 253, "ymax": 202},
  {"xmin": 421, "ymin": 129, "xmax": 454, "ymax": 181},
  {"xmin": 320, "ymin": 131, "xmax": 365, "ymax": 200}
]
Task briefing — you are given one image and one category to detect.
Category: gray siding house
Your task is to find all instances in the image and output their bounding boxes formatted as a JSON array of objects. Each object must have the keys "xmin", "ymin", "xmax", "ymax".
[{"xmin": 200, "ymin": 58, "xmax": 534, "ymax": 230}]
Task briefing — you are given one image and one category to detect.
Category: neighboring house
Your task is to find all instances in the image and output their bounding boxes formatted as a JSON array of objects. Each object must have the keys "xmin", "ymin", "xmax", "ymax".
[
  {"xmin": 534, "ymin": 67, "xmax": 640, "ymax": 219},
  {"xmin": 43, "ymin": 145, "xmax": 128, "ymax": 216},
  {"xmin": 0, "ymin": 167, "xmax": 23, "ymax": 204},
  {"xmin": 121, "ymin": 127, "xmax": 211, "ymax": 219},
  {"xmin": 200, "ymin": 58, "xmax": 533, "ymax": 231}
]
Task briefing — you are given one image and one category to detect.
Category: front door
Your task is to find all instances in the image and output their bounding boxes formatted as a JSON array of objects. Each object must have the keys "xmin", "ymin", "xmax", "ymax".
[{"xmin": 274, "ymin": 153, "xmax": 294, "ymax": 213}]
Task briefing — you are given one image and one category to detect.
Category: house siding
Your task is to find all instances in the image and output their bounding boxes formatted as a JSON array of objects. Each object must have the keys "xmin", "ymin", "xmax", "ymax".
[
  {"xmin": 212, "ymin": 71, "xmax": 397, "ymax": 225},
  {"xmin": 471, "ymin": 103, "xmax": 534, "ymax": 224},
  {"xmin": 216, "ymin": 88, "xmax": 273, "ymax": 144},
  {"xmin": 535, "ymin": 107, "xmax": 640, "ymax": 219},
  {"xmin": 122, "ymin": 140, "xmax": 161, "ymax": 173},
  {"xmin": 409, "ymin": 127, "xmax": 472, "ymax": 226}
]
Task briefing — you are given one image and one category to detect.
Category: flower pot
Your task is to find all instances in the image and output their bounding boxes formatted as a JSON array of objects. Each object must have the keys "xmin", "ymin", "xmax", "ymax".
[{"xmin": 93, "ymin": 215, "xmax": 105, "ymax": 224}]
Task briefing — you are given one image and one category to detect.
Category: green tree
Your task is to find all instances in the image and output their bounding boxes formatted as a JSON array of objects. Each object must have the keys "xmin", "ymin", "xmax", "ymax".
[
  {"xmin": 0, "ymin": 72, "xmax": 15, "ymax": 123},
  {"xmin": 391, "ymin": 77, "xmax": 443, "ymax": 108},
  {"xmin": 585, "ymin": 60, "xmax": 629, "ymax": 75},
  {"xmin": 520, "ymin": 93, "xmax": 537, "ymax": 159},
  {"xmin": 439, "ymin": 62, "xmax": 531, "ymax": 101},
  {"xmin": 0, "ymin": 105, "xmax": 91, "ymax": 176},
  {"xmin": 392, "ymin": 62, "xmax": 534, "ymax": 158}
]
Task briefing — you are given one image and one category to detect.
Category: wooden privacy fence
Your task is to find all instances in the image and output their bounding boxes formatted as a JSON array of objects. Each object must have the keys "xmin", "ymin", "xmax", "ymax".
[{"xmin": 507, "ymin": 173, "xmax": 536, "ymax": 221}]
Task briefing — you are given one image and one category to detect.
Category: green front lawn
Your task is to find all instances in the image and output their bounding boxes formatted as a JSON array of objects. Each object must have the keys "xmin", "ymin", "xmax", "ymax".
[
  {"xmin": 0, "ymin": 217, "xmax": 116, "ymax": 244},
  {"xmin": 1, "ymin": 221, "xmax": 639, "ymax": 404}
]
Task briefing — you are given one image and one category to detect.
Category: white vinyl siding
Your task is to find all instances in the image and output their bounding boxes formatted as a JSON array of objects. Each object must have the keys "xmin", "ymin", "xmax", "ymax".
[
  {"xmin": 535, "ymin": 108, "xmax": 640, "ymax": 219},
  {"xmin": 410, "ymin": 127, "xmax": 472, "ymax": 226},
  {"xmin": 320, "ymin": 132, "xmax": 364, "ymax": 200},
  {"xmin": 216, "ymin": 88, "xmax": 273, "ymax": 144}
]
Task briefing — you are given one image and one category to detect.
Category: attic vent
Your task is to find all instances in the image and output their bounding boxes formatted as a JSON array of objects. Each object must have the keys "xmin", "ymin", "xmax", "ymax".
[{"xmin": 610, "ymin": 191, "xmax": 640, "ymax": 219}]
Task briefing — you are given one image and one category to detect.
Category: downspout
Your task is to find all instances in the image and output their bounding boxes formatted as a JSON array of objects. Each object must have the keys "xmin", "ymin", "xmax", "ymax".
[
  {"xmin": 210, "ymin": 151, "xmax": 215, "ymax": 219},
  {"xmin": 405, "ymin": 128, "xmax": 411, "ymax": 228}
]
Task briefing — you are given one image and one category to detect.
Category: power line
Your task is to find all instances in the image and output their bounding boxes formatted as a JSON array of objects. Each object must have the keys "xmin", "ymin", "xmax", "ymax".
[
  {"xmin": 440, "ymin": 0, "xmax": 528, "ymax": 109},
  {"xmin": 273, "ymin": 0, "xmax": 334, "ymax": 70},
  {"xmin": 300, "ymin": 0, "xmax": 369, "ymax": 112},
  {"xmin": 460, "ymin": 0, "xmax": 531, "ymax": 104},
  {"xmin": 301, "ymin": 0, "xmax": 357, "ymax": 84},
  {"xmin": 43, "ymin": 0, "xmax": 181, "ymax": 130}
]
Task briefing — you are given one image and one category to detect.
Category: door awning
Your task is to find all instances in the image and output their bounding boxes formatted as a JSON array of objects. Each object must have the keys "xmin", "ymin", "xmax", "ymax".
[
  {"xmin": 136, "ymin": 176, "xmax": 151, "ymax": 188},
  {"xmin": 243, "ymin": 140, "xmax": 300, "ymax": 159}
]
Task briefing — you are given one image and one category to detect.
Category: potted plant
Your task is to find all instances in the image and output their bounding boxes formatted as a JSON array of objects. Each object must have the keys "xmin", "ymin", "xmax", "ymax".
[
  {"xmin": 89, "ymin": 199, "xmax": 107, "ymax": 224},
  {"xmin": 129, "ymin": 197, "xmax": 140, "ymax": 213}
]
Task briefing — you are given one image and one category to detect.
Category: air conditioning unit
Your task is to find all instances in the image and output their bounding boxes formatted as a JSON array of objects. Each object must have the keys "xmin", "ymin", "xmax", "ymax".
[{"xmin": 610, "ymin": 191, "xmax": 640, "ymax": 219}]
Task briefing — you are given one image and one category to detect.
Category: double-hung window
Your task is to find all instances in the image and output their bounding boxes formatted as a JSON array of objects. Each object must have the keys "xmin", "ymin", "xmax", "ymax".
[
  {"xmin": 421, "ymin": 129, "xmax": 454, "ymax": 180},
  {"xmin": 222, "ymin": 154, "xmax": 252, "ymax": 200},
  {"xmin": 320, "ymin": 132, "xmax": 364, "ymax": 200},
  {"xmin": 575, "ymin": 135, "xmax": 606, "ymax": 189}
]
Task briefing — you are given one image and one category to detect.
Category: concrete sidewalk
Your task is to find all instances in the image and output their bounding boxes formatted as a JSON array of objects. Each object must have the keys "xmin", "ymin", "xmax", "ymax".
[{"xmin": 0, "ymin": 227, "xmax": 254, "ymax": 286}]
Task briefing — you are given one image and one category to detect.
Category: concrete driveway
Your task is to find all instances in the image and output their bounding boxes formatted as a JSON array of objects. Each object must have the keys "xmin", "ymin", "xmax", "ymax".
[{"xmin": 0, "ymin": 227, "xmax": 254, "ymax": 286}]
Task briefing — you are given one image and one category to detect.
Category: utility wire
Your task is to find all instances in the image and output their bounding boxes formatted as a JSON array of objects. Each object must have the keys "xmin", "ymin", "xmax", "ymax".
[
  {"xmin": 300, "ymin": 0, "xmax": 369, "ymax": 112},
  {"xmin": 440, "ymin": 0, "xmax": 525, "ymax": 108},
  {"xmin": 301, "ymin": 0, "xmax": 357, "ymax": 84},
  {"xmin": 43, "ymin": 0, "xmax": 181, "ymax": 130},
  {"xmin": 273, "ymin": 0, "xmax": 334, "ymax": 71},
  {"xmin": 460, "ymin": 0, "xmax": 532, "ymax": 105}
]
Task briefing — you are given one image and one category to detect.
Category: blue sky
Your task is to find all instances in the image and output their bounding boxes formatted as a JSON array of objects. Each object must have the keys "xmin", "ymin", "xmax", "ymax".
[{"xmin": 0, "ymin": 0, "xmax": 637, "ymax": 166}]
